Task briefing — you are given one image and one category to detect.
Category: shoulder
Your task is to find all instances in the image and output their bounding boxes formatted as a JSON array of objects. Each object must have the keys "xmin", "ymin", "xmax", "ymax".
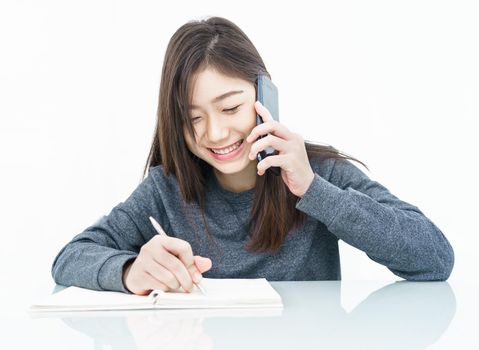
[
  {"xmin": 143, "ymin": 164, "xmax": 182, "ymax": 197},
  {"xmin": 148, "ymin": 164, "xmax": 172, "ymax": 182},
  {"xmin": 309, "ymin": 156, "xmax": 336, "ymax": 181},
  {"xmin": 309, "ymin": 156, "xmax": 370, "ymax": 189}
]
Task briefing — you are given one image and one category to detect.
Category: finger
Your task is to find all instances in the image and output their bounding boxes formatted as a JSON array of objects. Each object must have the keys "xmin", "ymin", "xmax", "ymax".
[
  {"xmin": 248, "ymin": 134, "xmax": 286, "ymax": 160},
  {"xmin": 254, "ymin": 101, "xmax": 274, "ymax": 122},
  {"xmin": 143, "ymin": 271, "xmax": 170, "ymax": 293},
  {"xmin": 159, "ymin": 236, "xmax": 203, "ymax": 288},
  {"xmin": 158, "ymin": 236, "xmax": 195, "ymax": 269},
  {"xmin": 146, "ymin": 258, "xmax": 181, "ymax": 290},
  {"xmin": 189, "ymin": 256, "xmax": 213, "ymax": 283},
  {"xmin": 246, "ymin": 120, "xmax": 291, "ymax": 144},
  {"xmin": 151, "ymin": 236, "xmax": 201, "ymax": 291},
  {"xmin": 186, "ymin": 263, "xmax": 202, "ymax": 284},
  {"xmin": 154, "ymin": 247, "xmax": 195, "ymax": 292},
  {"xmin": 257, "ymin": 154, "xmax": 287, "ymax": 175},
  {"xmin": 194, "ymin": 256, "xmax": 212, "ymax": 273}
]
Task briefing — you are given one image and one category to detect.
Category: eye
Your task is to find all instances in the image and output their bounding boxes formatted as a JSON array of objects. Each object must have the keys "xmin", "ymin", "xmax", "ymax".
[
  {"xmin": 223, "ymin": 104, "xmax": 241, "ymax": 113},
  {"xmin": 190, "ymin": 117, "xmax": 201, "ymax": 124}
]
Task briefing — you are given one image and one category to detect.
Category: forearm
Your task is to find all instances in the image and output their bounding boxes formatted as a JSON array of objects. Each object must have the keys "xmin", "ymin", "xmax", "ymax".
[
  {"xmin": 51, "ymin": 236, "xmax": 138, "ymax": 292},
  {"xmin": 296, "ymin": 173, "xmax": 454, "ymax": 280},
  {"xmin": 51, "ymin": 207, "xmax": 150, "ymax": 292}
]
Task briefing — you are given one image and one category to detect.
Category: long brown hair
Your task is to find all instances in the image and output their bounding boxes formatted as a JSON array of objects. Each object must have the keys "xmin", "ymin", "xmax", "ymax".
[{"xmin": 143, "ymin": 16, "xmax": 367, "ymax": 253}]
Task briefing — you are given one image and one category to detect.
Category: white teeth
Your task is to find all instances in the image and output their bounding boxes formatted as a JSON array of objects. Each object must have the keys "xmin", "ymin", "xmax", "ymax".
[{"xmin": 211, "ymin": 140, "xmax": 242, "ymax": 155}]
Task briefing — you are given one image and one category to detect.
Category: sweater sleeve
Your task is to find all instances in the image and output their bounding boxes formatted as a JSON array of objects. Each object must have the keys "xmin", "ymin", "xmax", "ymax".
[
  {"xmin": 295, "ymin": 158, "xmax": 454, "ymax": 281},
  {"xmin": 51, "ymin": 168, "xmax": 167, "ymax": 293}
]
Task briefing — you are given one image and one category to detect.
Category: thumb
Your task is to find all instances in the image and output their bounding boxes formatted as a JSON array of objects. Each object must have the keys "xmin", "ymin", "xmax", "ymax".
[{"xmin": 193, "ymin": 256, "xmax": 212, "ymax": 273}]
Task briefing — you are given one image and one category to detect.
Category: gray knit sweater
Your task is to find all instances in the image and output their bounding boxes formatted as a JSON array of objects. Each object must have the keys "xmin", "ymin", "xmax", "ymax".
[{"xmin": 51, "ymin": 157, "xmax": 454, "ymax": 293}]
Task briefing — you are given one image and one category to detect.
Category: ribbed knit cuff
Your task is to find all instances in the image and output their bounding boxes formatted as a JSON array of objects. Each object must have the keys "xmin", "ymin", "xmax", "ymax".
[
  {"xmin": 295, "ymin": 174, "xmax": 345, "ymax": 227},
  {"xmin": 97, "ymin": 252, "xmax": 138, "ymax": 293}
]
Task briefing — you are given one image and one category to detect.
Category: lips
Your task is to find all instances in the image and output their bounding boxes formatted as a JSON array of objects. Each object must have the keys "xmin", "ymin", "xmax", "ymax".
[{"xmin": 208, "ymin": 139, "xmax": 244, "ymax": 154}]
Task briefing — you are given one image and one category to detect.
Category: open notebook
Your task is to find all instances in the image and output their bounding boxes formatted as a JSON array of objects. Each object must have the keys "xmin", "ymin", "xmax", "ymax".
[{"xmin": 29, "ymin": 278, "xmax": 283, "ymax": 312}]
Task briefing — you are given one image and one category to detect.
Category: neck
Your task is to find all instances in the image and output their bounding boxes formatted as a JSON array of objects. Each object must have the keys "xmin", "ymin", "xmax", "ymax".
[{"xmin": 213, "ymin": 161, "xmax": 257, "ymax": 193}]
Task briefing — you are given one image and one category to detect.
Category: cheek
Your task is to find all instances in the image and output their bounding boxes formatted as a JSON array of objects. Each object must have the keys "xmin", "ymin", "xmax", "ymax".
[
  {"xmin": 237, "ymin": 104, "xmax": 255, "ymax": 126},
  {"xmin": 244, "ymin": 108, "xmax": 257, "ymax": 132},
  {"xmin": 184, "ymin": 128, "xmax": 204, "ymax": 155},
  {"xmin": 183, "ymin": 129, "xmax": 196, "ymax": 152}
]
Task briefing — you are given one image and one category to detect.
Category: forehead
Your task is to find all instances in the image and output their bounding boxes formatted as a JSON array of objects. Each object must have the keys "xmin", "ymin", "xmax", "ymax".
[{"xmin": 189, "ymin": 67, "xmax": 253, "ymax": 106}]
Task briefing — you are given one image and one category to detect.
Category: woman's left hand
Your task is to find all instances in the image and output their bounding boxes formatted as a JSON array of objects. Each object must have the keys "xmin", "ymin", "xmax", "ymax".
[{"xmin": 246, "ymin": 101, "xmax": 315, "ymax": 198}]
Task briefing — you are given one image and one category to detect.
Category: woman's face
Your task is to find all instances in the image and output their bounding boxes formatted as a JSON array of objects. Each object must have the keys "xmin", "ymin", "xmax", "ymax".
[{"xmin": 184, "ymin": 67, "xmax": 256, "ymax": 176}]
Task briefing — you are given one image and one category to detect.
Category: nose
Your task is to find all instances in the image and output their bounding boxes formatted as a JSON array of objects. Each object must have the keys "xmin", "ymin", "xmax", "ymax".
[{"xmin": 206, "ymin": 115, "xmax": 229, "ymax": 144}]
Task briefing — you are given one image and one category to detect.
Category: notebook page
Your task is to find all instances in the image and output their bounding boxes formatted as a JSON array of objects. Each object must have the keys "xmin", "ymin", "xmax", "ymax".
[
  {"xmin": 29, "ymin": 286, "xmax": 154, "ymax": 312},
  {"xmin": 152, "ymin": 278, "xmax": 282, "ymax": 307},
  {"xmin": 29, "ymin": 278, "xmax": 283, "ymax": 312}
]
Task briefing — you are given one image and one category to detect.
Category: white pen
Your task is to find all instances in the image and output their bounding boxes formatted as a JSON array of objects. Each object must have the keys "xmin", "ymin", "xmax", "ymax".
[{"xmin": 149, "ymin": 216, "xmax": 207, "ymax": 295}]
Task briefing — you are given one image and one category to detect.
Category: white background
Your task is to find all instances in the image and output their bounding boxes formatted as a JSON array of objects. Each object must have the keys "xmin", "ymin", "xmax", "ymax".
[{"xmin": 1, "ymin": 0, "xmax": 478, "ymax": 319}]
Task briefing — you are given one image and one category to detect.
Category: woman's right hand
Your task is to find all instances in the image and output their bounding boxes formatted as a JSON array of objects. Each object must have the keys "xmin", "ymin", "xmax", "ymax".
[{"xmin": 122, "ymin": 235, "xmax": 212, "ymax": 295}]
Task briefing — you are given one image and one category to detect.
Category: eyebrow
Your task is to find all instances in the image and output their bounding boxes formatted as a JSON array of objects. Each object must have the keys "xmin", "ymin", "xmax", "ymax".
[{"xmin": 189, "ymin": 90, "xmax": 244, "ymax": 110}]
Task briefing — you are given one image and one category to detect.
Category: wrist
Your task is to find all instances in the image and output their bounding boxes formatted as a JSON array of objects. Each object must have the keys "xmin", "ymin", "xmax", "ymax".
[
  {"xmin": 299, "ymin": 171, "xmax": 315, "ymax": 198},
  {"xmin": 122, "ymin": 258, "xmax": 135, "ymax": 292}
]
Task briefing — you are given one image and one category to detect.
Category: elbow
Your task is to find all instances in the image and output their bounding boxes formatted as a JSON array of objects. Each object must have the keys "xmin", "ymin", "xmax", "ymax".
[
  {"xmin": 50, "ymin": 246, "xmax": 68, "ymax": 285},
  {"xmin": 435, "ymin": 243, "xmax": 455, "ymax": 281},
  {"xmin": 425, "ymin": 255, "xmax": 454, "ymax": 281},
  {"xmin": 428, "ymin": 229, "xmax": 455, "ymax": 281},
  {"xmin": 51, "ymin": 254, "xmax": 62, "ymax": 284},
  {"xmin": 401, "ymin": 219, "xmax": 455, "ymax": 281},
  {"xmin": 393, "ymin": 243, "xmax": 455, "ymax": 282}
]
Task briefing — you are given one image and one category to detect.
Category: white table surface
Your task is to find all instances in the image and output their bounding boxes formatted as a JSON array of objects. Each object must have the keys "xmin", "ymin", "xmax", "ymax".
[{"xmin": 2, "ymin": 280, "xmax": 478, "ymax": 349}]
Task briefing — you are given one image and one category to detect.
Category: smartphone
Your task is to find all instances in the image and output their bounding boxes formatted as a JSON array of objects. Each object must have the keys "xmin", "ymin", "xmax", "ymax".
[{"xmin": 255, "ymin": 74, "xmax": 280, "ymax": 176}]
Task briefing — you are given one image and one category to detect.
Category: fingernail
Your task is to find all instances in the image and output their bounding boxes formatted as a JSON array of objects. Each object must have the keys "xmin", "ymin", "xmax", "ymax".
[{"xmin": 194, "ymin": 271, "xmax": 202, "ymax": 283}]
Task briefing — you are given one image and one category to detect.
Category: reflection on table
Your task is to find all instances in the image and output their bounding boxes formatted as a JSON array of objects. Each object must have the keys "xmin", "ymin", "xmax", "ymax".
[{"xmin": 31, "ymin": 281, "xmax": 456, "ymax": 350}]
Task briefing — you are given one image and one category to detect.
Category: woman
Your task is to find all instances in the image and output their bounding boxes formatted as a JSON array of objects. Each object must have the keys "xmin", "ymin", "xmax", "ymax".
[{"xmin": 51, "ymin": 16, "xmax": 454, "ymax": 295}]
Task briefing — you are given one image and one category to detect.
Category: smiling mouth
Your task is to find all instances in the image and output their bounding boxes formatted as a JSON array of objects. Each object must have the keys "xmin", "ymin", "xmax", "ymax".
[{"xmin": 208, "ymin": 139, "xmax": 244, "ymax": 155}]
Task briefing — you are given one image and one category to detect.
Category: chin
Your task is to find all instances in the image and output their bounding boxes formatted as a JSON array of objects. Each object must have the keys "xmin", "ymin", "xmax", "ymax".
[{"xmin": 211, "ymin": 159, "xmax": 252, "ymax": 175}]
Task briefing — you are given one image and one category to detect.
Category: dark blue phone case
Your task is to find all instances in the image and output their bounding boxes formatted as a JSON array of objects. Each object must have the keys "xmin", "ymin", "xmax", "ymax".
[{"xmin": 256, "ymin": 75, "xmax": 280, "ymax": 176}]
